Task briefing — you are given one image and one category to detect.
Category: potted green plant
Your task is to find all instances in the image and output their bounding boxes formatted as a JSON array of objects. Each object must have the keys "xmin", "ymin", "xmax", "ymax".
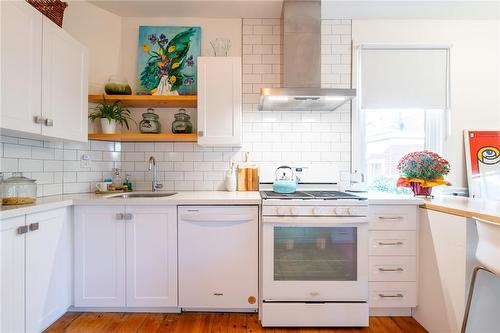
[{"xmin": 89, "ymin": 100, "xmax": 135, "ymax": 134}]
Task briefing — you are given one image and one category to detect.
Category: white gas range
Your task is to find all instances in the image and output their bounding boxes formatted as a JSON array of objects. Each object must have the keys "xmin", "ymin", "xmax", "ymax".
[{"xmin": 259, "ymin": 172, "xmax": 369, "ymax": 327}]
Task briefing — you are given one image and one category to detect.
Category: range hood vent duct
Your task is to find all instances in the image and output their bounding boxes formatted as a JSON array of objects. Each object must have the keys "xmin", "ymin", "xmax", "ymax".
[{"xmin": 259, "ymin": 0, "xmax": 356, "ymax": 111}]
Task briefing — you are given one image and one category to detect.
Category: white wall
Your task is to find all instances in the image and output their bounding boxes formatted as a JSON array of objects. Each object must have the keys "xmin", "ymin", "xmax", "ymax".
[
  {"xmin": 63, "ymin": 1, "xmax": 122, "ymax": 94},
  {"xmin": 120, "ymin": 17, "xmax": 242, "ymax": 93},
  {"xmin": 351, "ymin": 19, "xmax": 500, "ymax": 188}
]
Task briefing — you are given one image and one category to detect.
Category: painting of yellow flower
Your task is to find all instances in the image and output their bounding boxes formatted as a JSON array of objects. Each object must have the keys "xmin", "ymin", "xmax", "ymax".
[{"xmin": 136, "ymin": 26, "xmax": 201, "ymax": 95}]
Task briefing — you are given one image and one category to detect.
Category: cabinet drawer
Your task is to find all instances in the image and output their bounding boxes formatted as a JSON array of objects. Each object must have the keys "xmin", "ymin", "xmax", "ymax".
[
  {"xmin": 369, "ymin": 256, "xmax": 416, "ymax": 282},
  {"xmin": 369, "ymin": 282, "xmax": 417, "ymax": 308},
  {"xmin": 369, "ymin": 205, "xmax": 417, "ymax": 230},
  {"xmin": 369, "ymin": 231, "xmax": 416, "ymax": 256}
]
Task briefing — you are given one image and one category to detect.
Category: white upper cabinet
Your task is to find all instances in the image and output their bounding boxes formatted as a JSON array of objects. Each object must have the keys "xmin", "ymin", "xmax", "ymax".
[
  {"xmin": 0, "ymin": 1, "xmax": 88, "ymax": 142},
  {"xmin": 41, "ymin": 18, "xmax": 88, "ymax": 142},
  {"xmin": 0, "ymin": 1, "xmax": 43, "ymax": 136},
  {"xmin": 197, "ymin": 57, "xmax": 242, "ymax": 147}
]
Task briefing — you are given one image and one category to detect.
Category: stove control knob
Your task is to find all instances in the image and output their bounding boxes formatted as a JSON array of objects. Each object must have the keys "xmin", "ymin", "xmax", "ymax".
[
  {"xmin": 333, "ymin": 208, "xmax": 339, "ymax": 215},
  {"xmin": 337, "ymin": 208, "xmax": 347, "ymax": 215},
  {"xmin": 347, "ymin": 208, "xmax": 354, "ymax": 215},
  {"xmin": 291, "ymin": 207, "xmax": 300, "ymax": 215}
]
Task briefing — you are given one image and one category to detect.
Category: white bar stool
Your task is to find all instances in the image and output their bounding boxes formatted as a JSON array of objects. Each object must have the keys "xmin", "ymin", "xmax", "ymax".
[{"xmin": 461, "ymin": 216, "xmax": 500, "ymax": 333}]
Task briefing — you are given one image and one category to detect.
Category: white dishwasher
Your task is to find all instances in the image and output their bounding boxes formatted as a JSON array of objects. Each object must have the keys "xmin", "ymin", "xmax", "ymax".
[{"xmin": 178, "ymin": 205, "xmax": 259, "ymax": 311}]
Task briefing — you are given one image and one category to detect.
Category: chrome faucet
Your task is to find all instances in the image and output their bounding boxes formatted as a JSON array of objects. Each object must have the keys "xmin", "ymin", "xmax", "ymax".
[{"xmin": 148, "ymin": 156, "xmax": 163, "ymax": 192}]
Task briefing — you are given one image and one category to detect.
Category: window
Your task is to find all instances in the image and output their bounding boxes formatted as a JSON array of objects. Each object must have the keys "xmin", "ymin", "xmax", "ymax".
[{"xmin": 356, "ymin": 45, "xmax": 450, "ymax": 193}]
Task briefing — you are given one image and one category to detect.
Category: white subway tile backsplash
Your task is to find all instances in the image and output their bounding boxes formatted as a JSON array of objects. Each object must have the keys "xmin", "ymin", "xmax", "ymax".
[
  {"xmin": 164, "ymin": 152, "xmax": 183, "ymax": 161},
  {"xmin": 124, "ymin": 152, "xmax": 145, "ymax": 161},
  {"xmin": 4, "ymin": 143, "xmax": 31, "ymax": 158},
  {"xmin": 19, "ymin": 159, "xmax": 43, "ymax": 172},
  {"xmin": 2, "ymin": 20, "xmax": 352, "ymax": 194},
  {"xmin": 1, "ymin": 158, "xmax": 18, "ymax": 172}
]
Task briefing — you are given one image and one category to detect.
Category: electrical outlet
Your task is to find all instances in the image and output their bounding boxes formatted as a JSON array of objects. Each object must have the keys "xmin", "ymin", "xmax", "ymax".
[{"xmin": 81, "ymin": 154, "xmax": 91, "ymax": 168}]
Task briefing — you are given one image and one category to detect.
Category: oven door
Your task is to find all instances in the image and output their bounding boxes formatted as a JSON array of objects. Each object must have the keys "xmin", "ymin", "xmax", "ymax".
[{"xmin": 262, "ymin": 216, "xmax": 368, "ymax": 302}]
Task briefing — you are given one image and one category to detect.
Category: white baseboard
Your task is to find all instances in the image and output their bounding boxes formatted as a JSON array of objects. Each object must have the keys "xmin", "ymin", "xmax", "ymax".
[
  {"xmin": 369, "ymin": 307, "xmax": 412, "ymax": 316},
  {"xmin": 181, "ymin": 307, "xmax": 258, "ymax": 313},
  {"xmin": 68, "ymin": 306, "xmax": 181, "ymax": 313}
]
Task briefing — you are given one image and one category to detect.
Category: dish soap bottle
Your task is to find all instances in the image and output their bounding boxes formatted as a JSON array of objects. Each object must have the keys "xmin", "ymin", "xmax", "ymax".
[
  {"xmin": 112, "ymin": 168, "xmax": 123, "ymax": 188},
  {"xmin": 225, "ymin": 161, "xmax": 237, "ymax": 192},
  {"xmin": 123, "ymin": 174, "xmax": 133, "ymax": 191}
]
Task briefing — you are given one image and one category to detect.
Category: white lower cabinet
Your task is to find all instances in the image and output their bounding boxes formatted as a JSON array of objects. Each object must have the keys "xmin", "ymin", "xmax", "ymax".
[
  {"xmin": 74, "ymin": 205, "xmax": 177, "ymax": 308},
  {"xmin": 74, "ymin": 206, "xmax": 126, "ymax": 307},
  {"xmin": 0, "ymin": 208, "xmax": 72, "ymax": 333},
  {"xmin": 125, "ymin": 206, "xmax": 177, "ymax": 307},
  {"xmin": 368, "ymin": 205, "xmax": 418, "ymax": 312},
  {"xmin": 1, "ymin": 216, "xmax": 26, "ymax": 333},
  {"xmin": 178, "ymin": 206, "xmax": 258, "ymax": 310}
]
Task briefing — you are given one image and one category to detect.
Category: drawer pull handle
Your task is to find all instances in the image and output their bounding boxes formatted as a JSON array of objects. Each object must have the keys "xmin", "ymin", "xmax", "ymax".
[
  {"xmin": 116, "ymin": 213, "xmax": 124, "ymax": 220},
  {"xmin": 378, "ymin": 267, "xmax": 404, "ymax": 272},
  {"xmin": 17, "ymin": 226, "xmax": 28, "ymax": 235},
  {"xmin": 378, "ymin": 241, "xmax": 404, "ymax": 246},
  {"xmin": 213, "ymin": 293, "xmax": 223, "ymax": 296},
  {"xmin": 29, "ymin": 223, "xmax": 39, "ymax": 232},
  {"xmin": 378, "ymin": 293, "xmax": 404, "ymax": 298},
  {"xmin": 378, "ymin": 216, "xmax": 403, "ymax": 220}
]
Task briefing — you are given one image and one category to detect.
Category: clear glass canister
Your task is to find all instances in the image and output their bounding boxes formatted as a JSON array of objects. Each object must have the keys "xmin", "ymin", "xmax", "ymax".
[
  {"xmin": 1, "ymin": 172, "xmax": 37, "ymax": 205},
  {"xmin": 171, "ymin": 109, "xmax": 193, "ymax": 134},
  {"xmin": 139, "ymin": 108, "xmax": 161, "ymax": 134}
]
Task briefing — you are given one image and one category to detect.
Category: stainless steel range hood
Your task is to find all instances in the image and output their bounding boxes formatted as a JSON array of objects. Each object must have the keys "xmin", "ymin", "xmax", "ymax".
[{"xmin": 259, "ymin": 0, "xmax": 356, "ymax": 111}]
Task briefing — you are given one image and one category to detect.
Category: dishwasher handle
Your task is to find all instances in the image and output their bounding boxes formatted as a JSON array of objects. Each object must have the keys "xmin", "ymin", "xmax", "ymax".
[{"xmin": 180, "ymin": 213, "xmax": 255, "ymax": 223}]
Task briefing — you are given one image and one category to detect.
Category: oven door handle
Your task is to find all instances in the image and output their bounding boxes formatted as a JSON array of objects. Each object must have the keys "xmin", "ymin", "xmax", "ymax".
[{"xmin": 262, "ymin": 216, "xmax": 368, "ymax": 225}]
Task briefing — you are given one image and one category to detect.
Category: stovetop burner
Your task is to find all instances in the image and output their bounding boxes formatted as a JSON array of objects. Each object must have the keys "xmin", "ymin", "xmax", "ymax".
[{"xmin": 260, "ymin": 190, "xmax": 366, "ymax": 200}]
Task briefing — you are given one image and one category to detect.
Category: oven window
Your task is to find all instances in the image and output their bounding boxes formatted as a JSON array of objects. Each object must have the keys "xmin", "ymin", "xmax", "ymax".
[{"xmin": 274, "ymin": 227, "xmax": 357, "ymax": 281}]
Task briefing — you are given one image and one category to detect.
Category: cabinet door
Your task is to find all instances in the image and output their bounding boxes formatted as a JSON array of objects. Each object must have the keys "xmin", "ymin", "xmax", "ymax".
[
  {"xmin": 0, "ymin": 1, "xmax": 42, "ymax": 136},
  {"xmin": 25, "ymin": 208, "xmax": 71, "ymax": 333},
  {"xmin": 41, "ymin": 17, "xmax": 88, "ymax": 142},
  {"xmin": 197, "ymin": 57, "xmax": 242, "ymax": 147},
  {"xmin": 0, "ymin": 216, "xmax": 26, "ymax": 333},
  {"xmin": 125, "ymin": 206, "xmax": 177, "ymax": 307},
  {"xmin": 178, "ymin": 206, "xmax": 258, "ymax": 309},
  {"xmin": 74, "ymin": 206, "xmax": 126, "ymax": 307}
]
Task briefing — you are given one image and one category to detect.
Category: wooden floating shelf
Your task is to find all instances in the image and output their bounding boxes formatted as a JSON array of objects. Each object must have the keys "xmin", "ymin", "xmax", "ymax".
[
  {"xmin": 88, "ymin": 133, "xmax": 197, "ymax": 142},
  {"xmin": 88, "ymin": 95, "xmax": 198, "ymax": 108}
]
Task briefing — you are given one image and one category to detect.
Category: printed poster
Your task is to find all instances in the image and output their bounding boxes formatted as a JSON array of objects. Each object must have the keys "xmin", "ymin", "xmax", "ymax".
[{"xmin": 464, "ymin": 130, "xmax": 500, "ymax": 200}]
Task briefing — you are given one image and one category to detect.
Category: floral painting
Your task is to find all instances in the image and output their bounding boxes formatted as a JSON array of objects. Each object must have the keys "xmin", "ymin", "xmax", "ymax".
[{"xmin": 136, "ymin": 26, "xmax": 201, "ymax": 95}]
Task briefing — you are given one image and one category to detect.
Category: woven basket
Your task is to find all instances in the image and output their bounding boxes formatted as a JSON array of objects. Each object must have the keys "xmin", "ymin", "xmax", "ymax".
[{"xmin": 26, "ymin": 0, "xmax": 68, "ymax": 27}]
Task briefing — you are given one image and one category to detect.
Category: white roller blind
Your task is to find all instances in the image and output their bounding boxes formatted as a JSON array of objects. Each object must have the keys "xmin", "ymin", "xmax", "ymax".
[{"xmin": 360, "ymin": 46, "xmax": 449, "ymax": 109}]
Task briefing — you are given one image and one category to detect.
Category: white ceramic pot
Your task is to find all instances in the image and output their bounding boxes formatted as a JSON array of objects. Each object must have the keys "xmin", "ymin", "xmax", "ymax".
[{"xmin": 100, "ymin": 118, "xmax": 117, "ymax": 134}]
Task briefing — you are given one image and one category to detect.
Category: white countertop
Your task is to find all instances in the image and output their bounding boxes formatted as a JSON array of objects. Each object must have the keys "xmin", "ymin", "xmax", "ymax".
[
  {"xmin": 0, "ymin": 191, "xmax": 262, "ymax": 220},
  {"xmin": 0, "ymin": 190, "xmax": 423, "ymax": 220}
]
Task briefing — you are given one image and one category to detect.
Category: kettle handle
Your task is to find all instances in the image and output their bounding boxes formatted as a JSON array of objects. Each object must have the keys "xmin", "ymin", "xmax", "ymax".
[{"xmin": 275, "ymin": 166, "xmax": 294, "ymax": 180}]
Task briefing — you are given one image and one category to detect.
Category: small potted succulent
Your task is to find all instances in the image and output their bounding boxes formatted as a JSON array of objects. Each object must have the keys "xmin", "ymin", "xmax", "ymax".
[
  {"xmin": 89, "ymin": 100, "xmax": 135, "ymax": 134},
  {"xmin": 396, "ymin": 151, "xmax": 450, "ymax": 197}
]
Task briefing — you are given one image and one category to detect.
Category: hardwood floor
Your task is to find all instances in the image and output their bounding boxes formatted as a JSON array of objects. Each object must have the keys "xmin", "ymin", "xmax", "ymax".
[{"xmin": 44, "ymin": 312, "xmax": 428, "ymax": 333}]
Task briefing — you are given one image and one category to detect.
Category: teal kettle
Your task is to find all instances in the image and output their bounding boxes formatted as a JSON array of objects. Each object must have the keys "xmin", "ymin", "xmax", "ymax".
[{"xmin": 273, "ymin": 166, "xmax": 299, "ymax": 194}]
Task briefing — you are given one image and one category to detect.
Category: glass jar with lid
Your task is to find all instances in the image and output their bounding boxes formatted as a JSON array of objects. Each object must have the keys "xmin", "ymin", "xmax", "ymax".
[
  {"xmin": 171, "ymin": 109, "xmax": 193, "ymax": 134},
  {"xmin": 1, "ymin": 172, "xmax": 37, "ymax": 205},
  {"xmin": 139, "ymin": 108, "xmax": 161, "ymax": 134}
]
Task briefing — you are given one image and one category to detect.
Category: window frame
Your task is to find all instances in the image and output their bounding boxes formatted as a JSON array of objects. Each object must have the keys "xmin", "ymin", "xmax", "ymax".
[{"xmin": 352, "ymin": 44, "xmax": 451, "ymax": 183}]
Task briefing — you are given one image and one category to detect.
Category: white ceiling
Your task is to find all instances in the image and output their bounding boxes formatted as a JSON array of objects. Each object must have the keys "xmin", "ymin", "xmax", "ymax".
[
  {"xmin": 85, "ymin": 0, "xmax": 500, "ymax": 19},
  {"xmin": 322, "ymin": 1, "xmax": 500, "ymax": 20},
  {"xmin": 86, "ymin": 0, "xmax": 284, "ymax": 18}
]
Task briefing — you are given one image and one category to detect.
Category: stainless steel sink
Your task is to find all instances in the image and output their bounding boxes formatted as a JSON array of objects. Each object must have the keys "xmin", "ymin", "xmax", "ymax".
[{"xmin": 107, "ymin": 192, "xmax": 177, "ymax": 199}]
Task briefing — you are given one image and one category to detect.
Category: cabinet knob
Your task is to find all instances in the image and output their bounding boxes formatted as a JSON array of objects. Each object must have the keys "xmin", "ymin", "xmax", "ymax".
[
  {"xmin": 198, "ymin": 131, "xmax": 204, "ymax": 137},
  {"xmin": 45, "ymin": 119, "xmax": 54, "ymax": 127},
  {"xmin": 124, "ymin": 213, "xmax": 133, "ymax": 220},
  {"xmin": 116, "ymin": 213, "xmax": 124, "ymax": 220},
  {"xmin": 17, "ymin": 226, "xmax": 28, "ymax": 235},
  {"xmin": 29, "ymin": 223, "xmax": 39, "ymax": 232},
  {"xmin": 34, "ymin": 116, "xmax": 46, "ymax": 124}
]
